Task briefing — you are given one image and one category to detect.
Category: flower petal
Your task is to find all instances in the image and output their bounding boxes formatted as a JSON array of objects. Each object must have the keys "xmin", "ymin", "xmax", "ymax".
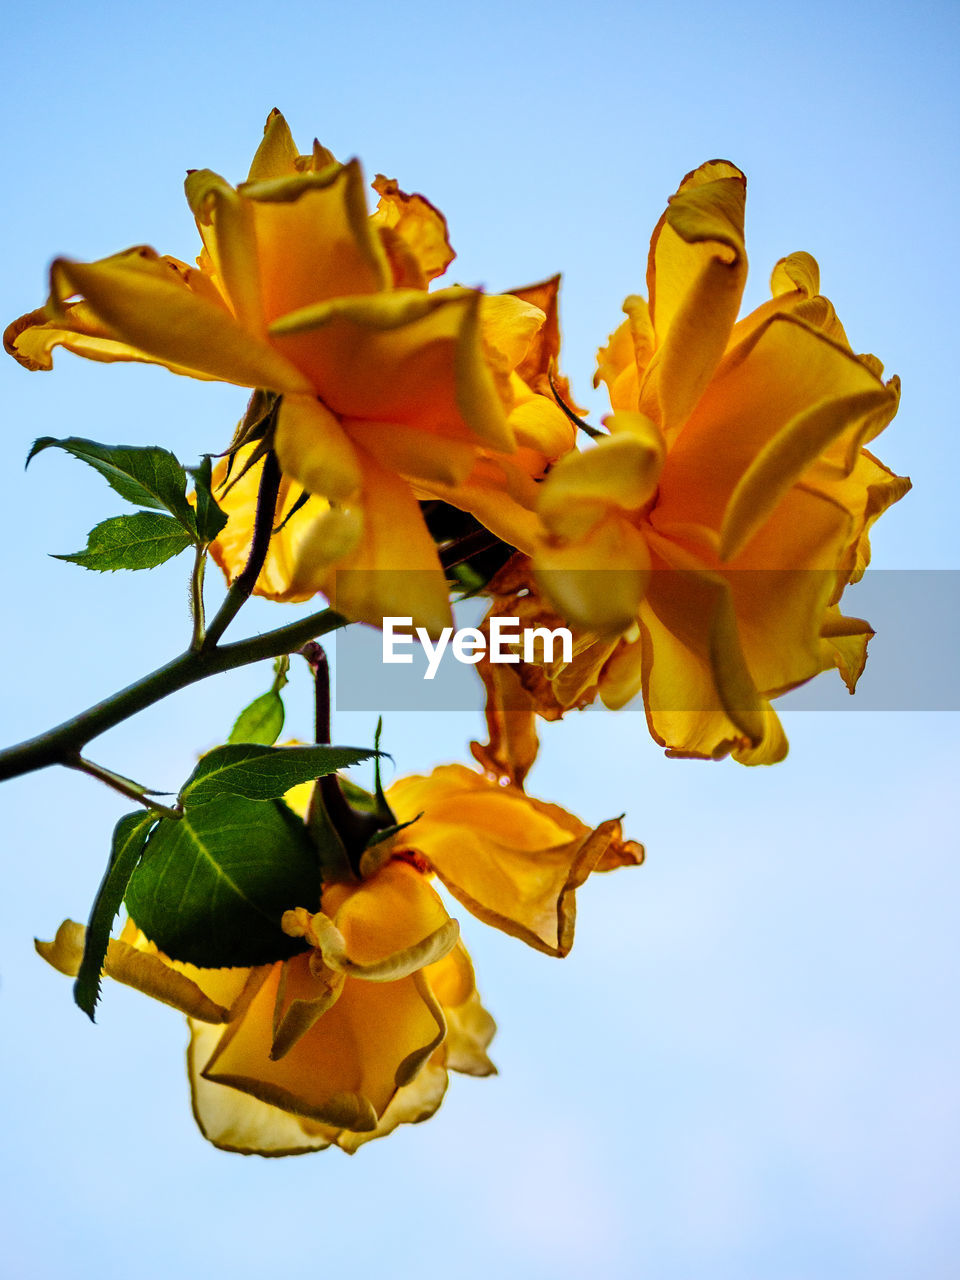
[
  {"xmin": 642, "ymin": 161, "xmax": 747, "ymax": 433},
  {"xmin": 35, "ymin": 920, "xmax": 248, "ymax": 1022},
  {"xmin": 536, "ymin": 514, "xmax": 651, "ymax": 635},
  {"xmin": 242, "ymin": 159, "xmax": 391, "ymax": 321},
  {"xmin": 326, "ymin": 447, "xmax": 453, "ymax": 634},
  {"xmin": 270, "ymin": 288, "xmax": 514, "ymax": 451},
  {"xmin": 274, "ymin": 392, "xmax": 362, "ymax": 501},
  {"xmin": 388, "ymin": 765, "xmax": 625, "ymax": 956},
  {"xmin": 203, "ymin": 953, "xmax": 445, "ymax": 1125},
  {"xmin": 246, "ymin": 109, "xmax": 302, "ymax": 182},
  {"xmin": 188, "ymin": 1017, "xmax": 334, "ymax": 1156},
  {"xmin": 45, "ymin": 249, "xmax": 311, "ymax": 391},
  {"xmin": 185, "ymin": 169, "xmax": 264, "ymax": 332},
  {"xmin": 371, "ymin": 174, "xmax": 454, "ymax": 285}
]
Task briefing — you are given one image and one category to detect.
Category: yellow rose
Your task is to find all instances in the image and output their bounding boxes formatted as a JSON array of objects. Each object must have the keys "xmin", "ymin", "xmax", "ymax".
[
  {"xmin": 4, "ymin": 110, "xmax": 573, "ymax": 633},
  {"xmin": 37, "ymin": 764, "xmax": 640, "ymax": 1153},
  {"xmin": 527, "ymin": 161, "xmax": 909, "ymax": 764}
]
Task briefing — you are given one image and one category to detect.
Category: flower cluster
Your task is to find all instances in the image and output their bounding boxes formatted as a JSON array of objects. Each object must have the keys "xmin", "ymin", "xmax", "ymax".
[
  {"xmin": 11, "ymin": 112, "xmax": 906, "ymax": 1155},
  {"xmin": 39, "ymin": 764, "xmax": 640, "ymax": 1155}
]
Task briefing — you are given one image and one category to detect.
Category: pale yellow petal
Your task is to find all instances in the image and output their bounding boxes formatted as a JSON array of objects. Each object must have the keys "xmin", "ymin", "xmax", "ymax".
[{"xmin": 188, "ymin": 1017, "xmax": 333, "ymax": 1156}]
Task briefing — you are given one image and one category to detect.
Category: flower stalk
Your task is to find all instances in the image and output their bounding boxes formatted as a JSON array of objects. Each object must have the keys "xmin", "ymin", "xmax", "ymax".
[{"xmin": 0, "ymin": 606, "xmax": 346, "ymax": 783}]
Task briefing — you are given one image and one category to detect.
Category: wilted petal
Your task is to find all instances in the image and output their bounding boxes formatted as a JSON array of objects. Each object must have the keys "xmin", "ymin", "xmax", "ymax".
[
  {"xmin": 334, "ymin": 1057, "xmax": 449, "ymax": 1154},
  {"xmin": 371, "ymin": 174, "xmax": 454, "ymax": 286},
  {"xmin": 388, "ymin": 764, "xmax": 630, "ymax": 956},
  {"xmin": 35, "ymin": 920, "xmax": 249, "ymax": 1022}
]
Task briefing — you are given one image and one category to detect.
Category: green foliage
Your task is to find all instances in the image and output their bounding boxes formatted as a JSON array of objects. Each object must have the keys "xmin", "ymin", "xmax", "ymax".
[
  {"xmin": 179, "ymin": 743, "xmax": 378, "ymax": 807},
  {"xmin": 187, "ymin": 455, "xmax": 229, "ymax": 543},
  {"xmin": 227, "ymin": 657, "xmax": 290, "ymax": 746},
  {"xmin": 55, "ymin": 512, "xmax": 194, "ymax": 571},
  {"xmin": 74, "ymin": 811, "xmax": 158, "ymax": 1020},
  {"xmin": 227, "ymin": 691, "xmax": 285, "ymax": 746},
  {"xmin": 27, "ymin": 437, "xmax": 227, "ymax": 559},
  {"xmin": 124, "ymin": 796, "xmax": 319, "ymax": 967}
]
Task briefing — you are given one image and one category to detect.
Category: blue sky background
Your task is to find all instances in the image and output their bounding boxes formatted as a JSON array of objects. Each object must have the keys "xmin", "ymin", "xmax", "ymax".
[{"xmin": 1, "ymin": 2, "xmax": 958, "ymax": 1276}]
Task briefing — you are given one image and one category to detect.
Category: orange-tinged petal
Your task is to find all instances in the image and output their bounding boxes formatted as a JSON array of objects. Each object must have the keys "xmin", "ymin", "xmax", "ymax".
[
  {"xmin": 388, "ymin": 764, "xmax": 623, "ymax": 956},
  {"xmin": 206, "ymin": 448, "xmax": 359, "ymax": 604},
  {"xmin": 721, "ymin": 485, "xmax": 854, "ymax": 696},
  {"xmin": 35, "ymin": 920, "xmax": 249, "ymax": 1022},
  {"xmin": 47, "ymin": 249, "xmax": 311, "ymax": 392},
  {"xmin": 654, "ymin": 313, "xmax": 892, "ymax": 537},
  {"xmin": 509, "ymin": 274, "xmax": 584, "ymax": 410},
  {"xmin": 506, "ymin": 389, "xmax": 577, "ymax": 463},
  {"xmin": 594, "ymin": 295, "xmax": 654, "ymax": 411},
  {"xmin": 636, "ymin": 554, "xmax": 765, "ymax": 750},
  {"xmin": 481, "ymin": 293, "xmax": 545, "ymax": 376},
  {"xmin": 322, "ymin": 859, "xmax": 455, "ymax": 969},
  {"xmin": 243, "ymin": 159, "xmax": 390, "ymax": 321},
  {"xmin": 371, "ymin": 174, "xmax": 454, "ymax": 285},
  {"xmin": 539, "ymin": 418, "xmax": 664, "ymax": 531},
  {"xmin": 346, "ymin": 420, "xmax": 478, "ymax": 487},
  {"xmin": 818, "ymin": 606, "xmax": 873, "ymax": 693},
  {"xmin": 270, "ymin": 288, "xmax": 514, "ymax": 451},
  {"xmin": 719, "ymin": 385, "xmax": 896, "ymax": 562}
]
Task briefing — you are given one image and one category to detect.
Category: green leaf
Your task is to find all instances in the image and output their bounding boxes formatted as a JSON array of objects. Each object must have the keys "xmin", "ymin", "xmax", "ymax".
[
  {"xmin": 372, "ymin": 717, "xmax": 393, "ymax": 822},
  {"xmin": 180, "ymin": 743, "xmax": 378, "ymax": 807},
  {"xmin": 74, "ymin": 811, "xmax": 158, "ymax": 1021},
  {"xmin": 227, "ymin": 691, "xmax": 285, "ymax": 747},
  {"xmin": 55, "ymin": 512, "xmax": 194, "ymax": 571},
  {"xmin": 187, "ymin": 455, "xmax": 228, "ymax": 544},
  {"xmin": 28, "ymin": 437, "xmax": 198, "ymax": 534},
  {"xmin": 124, "ymin": 797, "xmax": 319, "ymax": 966}
]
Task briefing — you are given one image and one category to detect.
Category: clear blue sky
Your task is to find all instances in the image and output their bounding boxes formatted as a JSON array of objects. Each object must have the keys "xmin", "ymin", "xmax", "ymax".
[{"xmin": 1, "ymin": 2, "xmax": 958, "ymax": 1277}]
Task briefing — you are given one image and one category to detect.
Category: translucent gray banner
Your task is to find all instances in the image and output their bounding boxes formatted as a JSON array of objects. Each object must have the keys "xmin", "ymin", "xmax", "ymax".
[{"xmin": 332, "ymin": 571, "xmax": 960, "ymax": 713}]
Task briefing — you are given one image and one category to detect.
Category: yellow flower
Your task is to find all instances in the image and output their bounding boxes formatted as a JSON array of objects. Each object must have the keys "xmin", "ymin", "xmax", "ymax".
[
  {"xmin": 37, "ymin": 858, "xmax": 494, "ymax": 1156},
  {"xmin": 4, "ymin": 110, "xmax": 573, "ymax": 632},
  {"xmin": 530, "ymin": 161, "xmax": 909, "ymax": 763},
  {"xmin": 36, "ymin": 764, "xmax": 640, "ymax": 1153}
]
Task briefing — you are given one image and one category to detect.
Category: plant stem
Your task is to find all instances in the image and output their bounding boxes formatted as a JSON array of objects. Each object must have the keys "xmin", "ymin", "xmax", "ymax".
[
  {"xmin": 202, "ymin": 449, "xmax": 282, "ymax": 649},
  {"xmin": 189, "ymin": 545, "xmax": 207, "ymax": 651},
  {"xmin": 68, "ymin": 756, "xmax": 183, "ymax": 820},
  {"xmin": 0, "ymin": 607, "xmax": 347, "ymax": 783}
]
